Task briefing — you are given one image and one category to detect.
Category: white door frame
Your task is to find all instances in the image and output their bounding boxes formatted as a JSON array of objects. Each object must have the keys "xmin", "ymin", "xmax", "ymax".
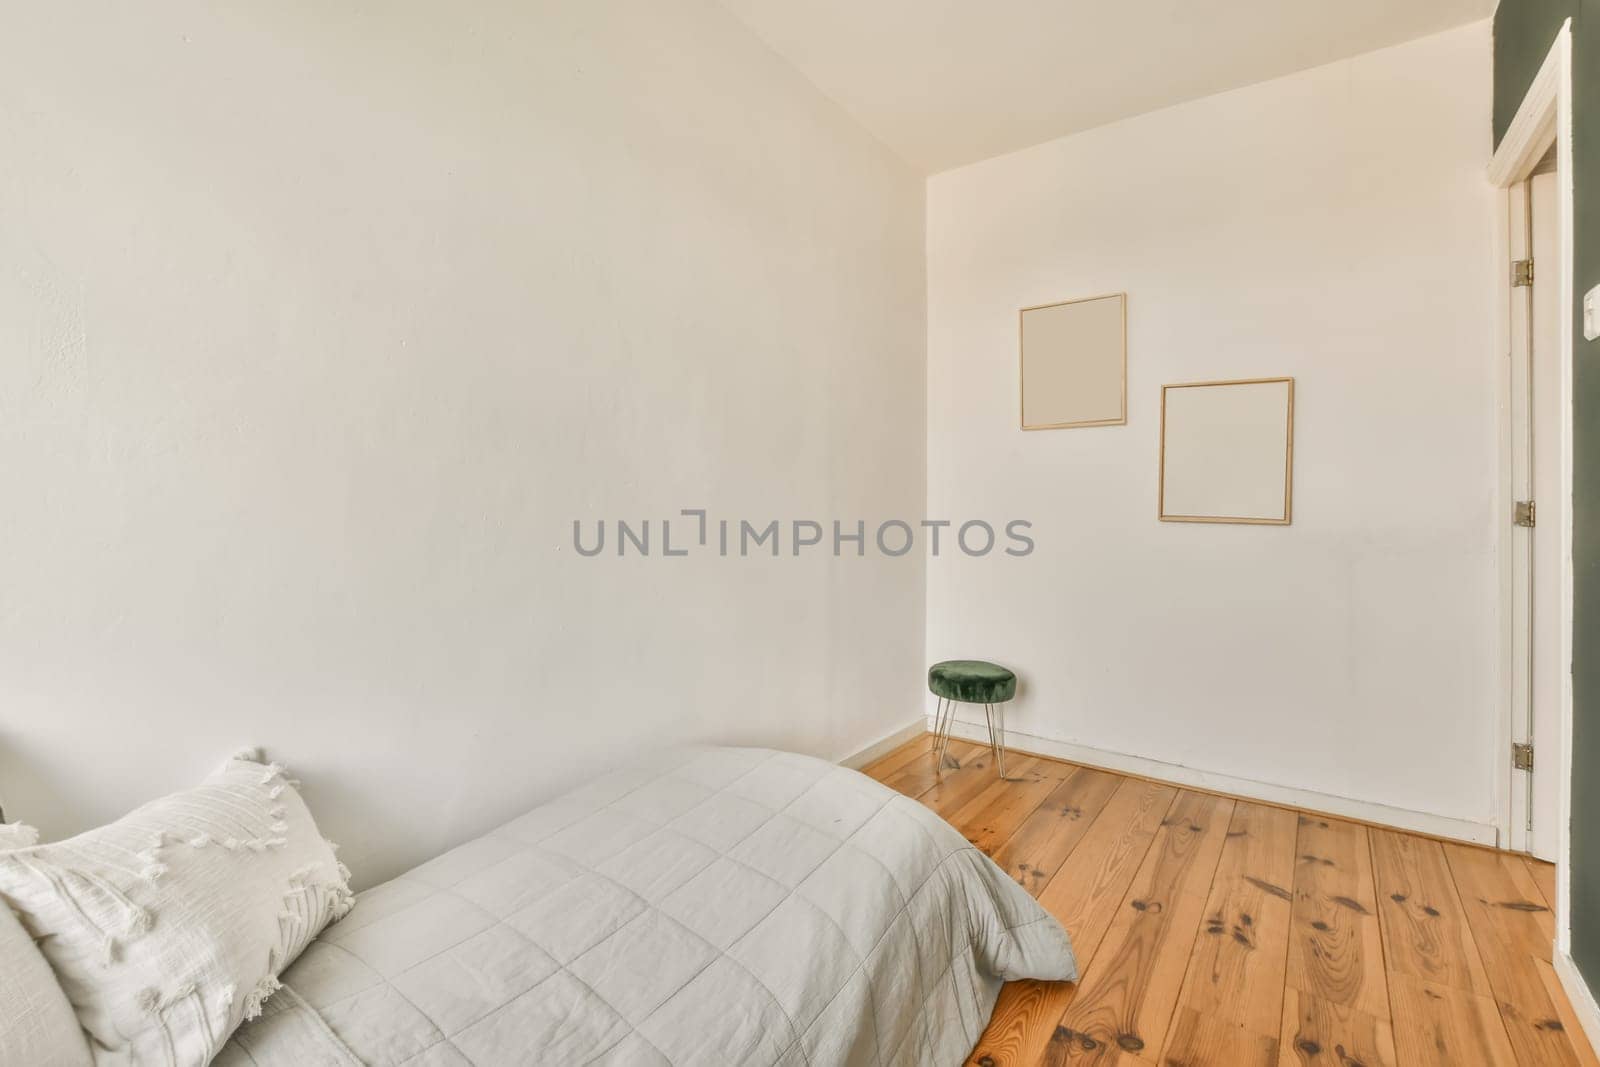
[
  {"xmin": 1488, "ymin": 14, "xmax": 1586, "ymax": 1018},
  {"xmin": 1490, "ymin": 21, "xmax": 1574, "ymax": 865}
]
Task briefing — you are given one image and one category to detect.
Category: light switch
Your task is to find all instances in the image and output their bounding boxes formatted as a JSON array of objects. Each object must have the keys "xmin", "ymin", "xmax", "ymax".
[{"xmin": 1587, "ymin": 284, "xmax": 1600, "ymax": 342}]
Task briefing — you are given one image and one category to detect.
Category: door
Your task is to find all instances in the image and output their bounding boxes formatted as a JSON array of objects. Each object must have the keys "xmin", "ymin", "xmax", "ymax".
[{"xmin": 1509, "ymin": 162, "xmax": 1562, "ymax": 860}]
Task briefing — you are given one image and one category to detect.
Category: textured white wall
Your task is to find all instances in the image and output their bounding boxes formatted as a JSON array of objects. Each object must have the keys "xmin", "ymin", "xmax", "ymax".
[
  {"xmin": 0, "ymin": 0, "xmax": 926, "ymax": 886},
  {"xmin": 925, "ymin": 24, "xmax": 1500, "ymax": 829}
]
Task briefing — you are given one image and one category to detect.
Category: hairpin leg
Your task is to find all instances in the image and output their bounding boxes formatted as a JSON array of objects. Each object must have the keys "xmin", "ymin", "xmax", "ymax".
[
  {"xmin": 997, "ymin": 701, "xmax": 1009, "ymax": 778},
  {"xmin": 932, "ymin": 696, "xmax": 955, "ymax": 769},
  {"xmin": 984, "ymin": 702, "xmax": 1009, "ymax": 778}
]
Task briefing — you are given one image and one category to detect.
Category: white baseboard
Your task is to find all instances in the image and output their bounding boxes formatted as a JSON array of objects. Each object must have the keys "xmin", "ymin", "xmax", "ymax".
[
  {"xmin": 1555, "ymin": 951, "xmax": 1600, "ymax": 1056},
  {"xmin": 838, "ymin": 717, "xmax": 928, "ymax": 770},
  {"xmin": 934, "ymin": 716, "xmax": 1499, "ymax": 847}
]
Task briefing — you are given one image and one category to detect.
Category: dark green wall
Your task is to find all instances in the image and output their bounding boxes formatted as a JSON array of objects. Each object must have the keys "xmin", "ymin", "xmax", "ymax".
[{"xmin": 1494, "ymin": 0, "xmax": 1600, "ymax": 984}]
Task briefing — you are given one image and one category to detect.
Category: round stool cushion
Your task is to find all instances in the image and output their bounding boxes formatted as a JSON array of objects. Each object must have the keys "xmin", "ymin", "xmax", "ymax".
[{"xmin": 928, "ymin": 660, "xmax": 1016, "ymax": 704}]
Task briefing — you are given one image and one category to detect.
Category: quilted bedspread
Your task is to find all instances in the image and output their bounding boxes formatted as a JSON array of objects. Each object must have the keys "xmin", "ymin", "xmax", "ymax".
[{"xmin": 215, "ymin": 746, "xmax": 1076, "ymax": 1066}]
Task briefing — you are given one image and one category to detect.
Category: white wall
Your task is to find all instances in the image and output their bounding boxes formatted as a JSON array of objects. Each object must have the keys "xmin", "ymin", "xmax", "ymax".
[
  {"xmin": 0, "ymin": 0, "xmax": 926, "ymax": 887},
  {"xmin": 926, "ymin": 23, "xmax": 1500, "ymax": 833}
]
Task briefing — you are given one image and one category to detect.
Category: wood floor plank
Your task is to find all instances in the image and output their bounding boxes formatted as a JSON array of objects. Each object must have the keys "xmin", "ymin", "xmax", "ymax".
[
  {"xmin": 1444, "ymin": 843, "xmax": 1578, "ymax": 1067},
  {"xmin": 1162, "ymin": 1008, "xmax": 1279, "ymax": 1067},
  {"xmin": 860, "ymin": 733, "xmax": 935, "ymax": 780},
  {"xmin": 1534, "ymin": 956, "xmax": 1600, "ymax": 1067},
  {"xmin": 1447, "ymin": 846, "xmax": 1557, "ymax": 962},
  {"xmin": 968, "ymin": 778, "xmax": 1178, "ymax": 1067},
  {"xmin": 953, "ymin": 770, "xmax": 1068, "ymax": 857},
  {"xmin": 923, "ymin": 753, "xmax": 1052, "ymax": 821},
  {"xmin": 1014, "ymin": 751, "xmax": 1078, "ymax": 781},
  {"xmin": 1285, "ymin": 815, "xmax": 1390, "ymax": 1021},
  {"xmin": 1388, "ymin": 973, "xmax": 1518, "ymax": 1066},
  {"xmin": 906, "ymin": 747, "xmax": 1599, "ymax": 1067},
  {"xmin": 1525, "ymin": 856, "xmax": 1558, "ymax": 914},
  {"xmin": 1036, "ymin": 779, "xmax": 1185, "ymax": 963},
  {"xmin": 1279, "ymin": 987, "xmax": 1397, "ymax": 1067},
  {"xmin": 877, "ymin": 737, "xmax": 982, "ymax": 799},
  {"xmin": 1370, "ymin": 829, "xmax": 1494, "ymax": 998},
  {"xmin": 991, "ymin": 767, "xmax": 1125, "ymax": 896},
  {"xmin": 969, "ymin": 981, "xmax": 1080, "ymax": 1067},
  {"xmin": 1159, "ymin": 801, "xmax": 1299, "ymax": 1067},
  {"xmin": 1047, "ymin": 790, "xmax": 1237, "ymax": 1065}
]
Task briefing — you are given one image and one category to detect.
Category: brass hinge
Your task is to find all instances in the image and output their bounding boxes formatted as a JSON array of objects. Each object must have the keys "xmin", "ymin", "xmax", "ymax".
[
  {"xmin": 1512, "ymin": 259, "xmax": 1535, "ymax": 287},
  {"xmin": 1515, "ymin": 500, "xmax": 1536, "ymax": 527},
  {"xmin": 1513, "ymin": 742, "xmax": 1534, "ymax": 771}
]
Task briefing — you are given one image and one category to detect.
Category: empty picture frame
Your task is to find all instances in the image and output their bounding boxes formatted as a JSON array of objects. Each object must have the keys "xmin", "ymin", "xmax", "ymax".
[
  {"xmin": 1019, "ymin": 293, "xmax": 1126, "ymax": 429},
  {"xmin": 1159, "ymin": 377, "xmax": 1294, "ymax": 524}
]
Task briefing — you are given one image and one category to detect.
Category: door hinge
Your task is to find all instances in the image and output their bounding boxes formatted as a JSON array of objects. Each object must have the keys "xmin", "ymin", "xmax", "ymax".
[
  {"xmin": 1515, "ymin": 500, "xmax": 1536, "ymax": 527},
  {"xmin": 1513, "ymin": 742, "xmax": 1534, "ymax": 771},
  {"xmin": 1512, "ymin": 259, "xmax": 1535, "ymax": 287}
]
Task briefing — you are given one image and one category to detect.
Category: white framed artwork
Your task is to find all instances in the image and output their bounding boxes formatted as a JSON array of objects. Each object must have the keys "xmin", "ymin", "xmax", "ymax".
[
  {"xmin": 1019, "ymin": 293, "xmax": 1126, "ymax": 429},
  {"xmin": 1159, "ymin": 377, "xmax": 1294, "ymax": 525}
]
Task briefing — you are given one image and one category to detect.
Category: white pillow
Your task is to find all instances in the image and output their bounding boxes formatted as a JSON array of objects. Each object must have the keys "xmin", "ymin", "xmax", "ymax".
[
  {"xmin": 0, "ymin": 894, "xmax": 93, "ymax": 1066},
  {"xmin": 0, "ymin": 751, "xmax": 354, "ymax": 1066}
]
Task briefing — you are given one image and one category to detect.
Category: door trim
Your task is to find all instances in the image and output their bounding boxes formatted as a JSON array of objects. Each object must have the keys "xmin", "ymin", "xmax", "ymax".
[{"xmin": 1487, "ymin": 18, "xmax": 1575, "ymax": 943}]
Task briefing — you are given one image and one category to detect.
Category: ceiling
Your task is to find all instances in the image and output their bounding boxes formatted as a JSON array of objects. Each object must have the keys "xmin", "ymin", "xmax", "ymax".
[{"xmin": 718, "ymin": 0, "xmax": 1494, "ymax": 173}]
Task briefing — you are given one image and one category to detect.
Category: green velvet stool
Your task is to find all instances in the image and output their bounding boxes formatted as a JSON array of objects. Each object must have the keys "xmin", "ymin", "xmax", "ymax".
[{"xmin": 928, "ymin": 659, "xmax": 1016, "ymax": 777}]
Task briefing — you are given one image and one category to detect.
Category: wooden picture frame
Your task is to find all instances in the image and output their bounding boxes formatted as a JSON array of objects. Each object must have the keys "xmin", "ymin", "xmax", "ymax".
[
  {"xmin": 1019, "ymin": 293, "xmax": 1127, "ymax": 429},
  {"xmin": 1158, "ymin": 377, "xmax": 1295, "ymax": 525}
]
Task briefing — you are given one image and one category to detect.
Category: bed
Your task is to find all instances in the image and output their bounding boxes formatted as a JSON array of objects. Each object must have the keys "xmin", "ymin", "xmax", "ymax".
[{"xmin": 213, "ymin": 746, "xmax": 1077, "ymax": 1066}]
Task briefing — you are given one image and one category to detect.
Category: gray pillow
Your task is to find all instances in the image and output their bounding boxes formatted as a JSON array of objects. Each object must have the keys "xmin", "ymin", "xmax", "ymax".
[{"xmin": 0, "ymin": 872, "xmax": 93, "ymax": 1067}]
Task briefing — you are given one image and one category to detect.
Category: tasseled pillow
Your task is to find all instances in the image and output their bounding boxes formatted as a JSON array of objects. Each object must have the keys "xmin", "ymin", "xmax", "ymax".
[{"xmin": 0, "ymin": 750, "xmax": 353, "ymax": 1066}]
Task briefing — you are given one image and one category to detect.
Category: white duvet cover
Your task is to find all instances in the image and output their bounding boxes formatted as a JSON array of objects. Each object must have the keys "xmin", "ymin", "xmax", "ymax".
[{"xmin": 217, "ymin": 746, "xmax": 1076, "ymax": 1066}]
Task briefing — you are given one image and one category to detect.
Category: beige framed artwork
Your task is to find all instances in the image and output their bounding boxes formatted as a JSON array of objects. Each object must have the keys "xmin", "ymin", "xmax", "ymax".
[
  {"xmin": 1019, "ymin": 292, "xmax": 1126, "ymax": 429},
  {"xmin": 1158, "ymin": 377, "xmax": 1294, "ymax": 525}
]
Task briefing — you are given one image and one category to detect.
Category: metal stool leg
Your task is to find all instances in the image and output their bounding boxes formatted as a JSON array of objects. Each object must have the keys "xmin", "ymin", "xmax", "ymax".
[
  {"xmin": 937, "ymin": 705, "xmax": 951, "ymax": 768},
  {"xmin": 996, "ymin": 700, "xmax": 1009, "ymax": 778},
  {"xmin": 944, "ymin": 699, "xmax": 958, "ymax": 767},
  {"xmin": 932, "ymin": 696, "xmax": 957, "ymax": 769},
  {"xmin": 984, "ymin": 702, "xmax": 1009, "ymax": 778}
]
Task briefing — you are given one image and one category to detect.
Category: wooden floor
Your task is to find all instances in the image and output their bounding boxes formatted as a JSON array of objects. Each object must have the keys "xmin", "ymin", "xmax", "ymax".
[{"xmin": 861, "ymin": 734, "xmax": 1598, "ymax": 1067}]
